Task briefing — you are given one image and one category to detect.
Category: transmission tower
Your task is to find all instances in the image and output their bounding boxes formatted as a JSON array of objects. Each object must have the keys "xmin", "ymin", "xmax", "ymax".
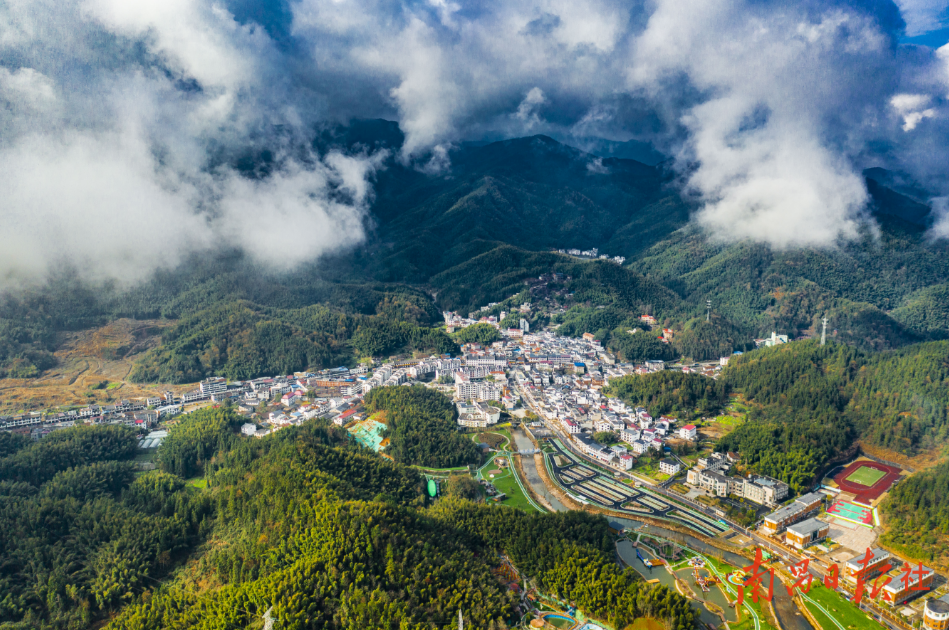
[
  {"xmin": 706, "ymin": 299, "xmax": 711, "ymax": 322},
  {"xmin": 458, "ymin": 610, "xmax": 464, "ymax": 630},
  {"xmin": 821, "ymin": 317, "xmax": 828, "ymax": 346},
  {"xmin": 263, "ymin": 607, "xmax": 274, "ymax": 630}
]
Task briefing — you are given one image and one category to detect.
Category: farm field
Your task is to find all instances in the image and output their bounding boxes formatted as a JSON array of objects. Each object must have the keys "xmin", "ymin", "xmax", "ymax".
[{"xmin": 0, "ymin": 319, "xmax": 180, "ymax": 414}]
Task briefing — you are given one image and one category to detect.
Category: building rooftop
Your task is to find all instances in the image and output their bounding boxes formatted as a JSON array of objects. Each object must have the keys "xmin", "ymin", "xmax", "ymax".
[
  {"xmin": 795, "ymin": 492, "xmax": 825, "ymax": 506},
  {"xmin": 926, "ymin": 596, "xmax": 949, "ymax": 615},
  {"xmin": 661, "ymin": 458, "xmax": 678, "ymax": 466},
  {"xmin": 764, "ymin": 493, "xmax": 823, "ymax": 524},
  {"xmin": 786, "ymin": 517, "xmax": 828, "ymax": 537},
  {"xmin": 845, "ymin": 547, "xmax": 890, "ymax": 570},
  {"xmin": 884, "ymin": 565, "xmax": 934, "ymax": 593}
]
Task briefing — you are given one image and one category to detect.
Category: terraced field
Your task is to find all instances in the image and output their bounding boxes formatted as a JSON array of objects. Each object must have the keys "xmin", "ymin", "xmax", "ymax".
[{"xmin": 545, "ymin": 438, "xmax": 730, "ymax": 537}]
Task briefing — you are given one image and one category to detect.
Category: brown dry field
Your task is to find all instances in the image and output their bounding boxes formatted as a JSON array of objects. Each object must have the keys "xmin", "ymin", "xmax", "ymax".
[
  {"xmin": 0, "ymin": 319, "xmax": 195, "ymax": 414},
  {"xmin": 698, "ymin": 424, "xmax": 730, "ymax": 440},
  {"xmin": 857, "ymin": 439, "xmax": 945, "ymax": 472}
]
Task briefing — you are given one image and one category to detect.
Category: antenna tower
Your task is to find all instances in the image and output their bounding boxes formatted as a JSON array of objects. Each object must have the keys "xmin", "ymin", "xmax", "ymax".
[
  {"xmin": 821, "ymin": 317, "xmax": 828, "ymax": 346},
  {"xmin": 706, "ymin": 299, "xmax": 711, "ymax": 322}
]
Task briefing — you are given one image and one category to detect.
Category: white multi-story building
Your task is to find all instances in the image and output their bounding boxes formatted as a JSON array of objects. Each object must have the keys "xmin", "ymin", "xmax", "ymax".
[
  {"xmin": 659, "ymin": 458, "xmax": 681, "ymax": 475},
  {"xmin": 678, "ymin": 424, "xmax": 697, "ymax": 440},
  {"xmin": 455, "ymin": 380, "xmax": 501, "ymax": 402},
  {"xmin": 200, "ymin": 377, "xmax": 227, "ymax": 395}
]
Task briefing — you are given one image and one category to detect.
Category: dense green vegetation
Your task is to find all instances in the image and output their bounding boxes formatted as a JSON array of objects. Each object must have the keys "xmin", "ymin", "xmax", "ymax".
[
  {"xmin": 672, "ymin": 317, "xmax": 755, "ymax": 361},
  {"xmin": 0, "ymin": 424, "xmax": 139, "ymax": 486},
  {"xmin": 452, "ymin": 322, "xmax": 502, "ymax": 345},
  {"xmin": 605, "ymin": 371, "xmax": 730, "ymax": 421},
  {"xmin": 364, "ymin": 386, "xmax": 481, "ymax": 468},
  {"xmin": 0, "ymin": 425, "xmax": 212, "ymax": 629},
  {"xmin": 890, "ymin": 284, "xmax": 949, "ymax": 335},
  {"xmin": 0, "ymin": 397, "xmax": 699, "ymax": 630},
  {"xmin": 129, "ymin": 298, "xmax": 457, "ymax": 383},
  {"xmin": 709, "ymin": 340, "xmax": 949, "ymax": 490},
  {"xmin": 351, "ymin": 317, "xmax": 458, "ymax": 358},
  {"xmin": 157, "ymin": 406, "xmax": 243, "ymax": 478},
  {"xmin": 432, "ymin": 500, "xmax": 697, "ymax": 630},
  {"xmin": 881, "ymin": 459, "xmax": 949, "ymax": 566}
]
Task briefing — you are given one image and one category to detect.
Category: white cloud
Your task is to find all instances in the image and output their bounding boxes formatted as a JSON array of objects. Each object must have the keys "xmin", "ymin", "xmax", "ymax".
[
  {"xmin": 630, "ymin": 0, "xmax": 889, "ymax": 248},
  {"xmin": 893, "ymin": 0, "xmax": 949, "ymax": 38},
  {"xmin": 929, "ymin": 196, "xmax": 949, "ymax": 238},
  {"xmin": 891, "ymin": 93, "xmax": 937, "ymax": 130},
  {"xmin": 515, "ymin": 87, "xmax": 546, "ymax": 130},
  {"xmin": 0, "ymin": 0, "xmax": 379, "ymax": 288}
]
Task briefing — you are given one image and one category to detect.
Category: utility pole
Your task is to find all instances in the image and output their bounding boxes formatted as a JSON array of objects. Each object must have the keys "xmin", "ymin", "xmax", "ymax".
[
  {"xmin": 821, "ymin": 317, "xmax": 828, "ymax": 346},
  {"xmin": 706, "ymin": 299, "xmax": 711, "ymax": 322}
]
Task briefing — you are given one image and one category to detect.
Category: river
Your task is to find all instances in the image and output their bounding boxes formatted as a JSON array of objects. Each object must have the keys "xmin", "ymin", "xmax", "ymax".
[
  {"xmin": 511, "ymin": 429, "xmax": 567, "ymax": 511},
  {"xmin": 510, "ymin": 432, "xmax": 812, "ymax": 630},
  {"xmin": 617, "ymin": 539, "xmax": 732, "ymax": 629},
  {"xmin": 639, "ymin": 524, "xmax": 814, "ymax": 630}
]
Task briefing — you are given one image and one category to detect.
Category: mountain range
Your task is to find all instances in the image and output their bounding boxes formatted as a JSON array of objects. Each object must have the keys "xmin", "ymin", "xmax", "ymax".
[{"xmin": 1, "ymin": 121, "xmax": 948, "ymax": 382}]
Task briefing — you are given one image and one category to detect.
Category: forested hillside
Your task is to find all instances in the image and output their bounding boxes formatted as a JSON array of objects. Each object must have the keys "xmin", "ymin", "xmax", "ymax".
[
  {"xmin": 3, "ymin": 130, "xmax": 949, "ymax": 383},
  {"xmin": 881, "ymin": 460, "xmax": 949, "ymax": 568},
  {"xmin": 710, "ymin": 340, "xmax": 949, "ymax": 490},
  {"xmin": 0, "ymin": 424, "xmax": 213, "ymax": 629},
  {"xmin": 0, "ymin": 404, "xmax": 698, "ymax": 630},
  {"xmin": 128, "ymin": 297, "xmax": 458, "ymax": 383},
  {"xmin": 605, "ymin": 371, "xmax": 730, "ymax": 420},
  {"xmin": 363, "ymin": 386, "xmax": 481, "ymax": 468}
]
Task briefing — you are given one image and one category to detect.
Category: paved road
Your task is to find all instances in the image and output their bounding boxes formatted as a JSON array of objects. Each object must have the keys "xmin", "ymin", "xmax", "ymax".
[{"xmin": 511, "ymin": 429, "xmax": 567, "ymax": 511}]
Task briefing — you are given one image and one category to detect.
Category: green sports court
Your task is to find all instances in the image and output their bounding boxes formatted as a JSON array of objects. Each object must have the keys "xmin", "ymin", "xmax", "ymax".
[{"xmin": 845, "ymin": 465, "xmax": 887, "ymax": 487}]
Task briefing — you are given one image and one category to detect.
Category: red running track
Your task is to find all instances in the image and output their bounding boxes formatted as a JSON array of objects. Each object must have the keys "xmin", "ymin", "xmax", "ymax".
[{"xmin": 832, "ymin": 460, "xmax": 902, "ymax": 504}]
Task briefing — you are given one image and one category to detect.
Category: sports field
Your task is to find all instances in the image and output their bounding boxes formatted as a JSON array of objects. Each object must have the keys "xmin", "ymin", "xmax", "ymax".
[
  {"xmin": 827, "ymin": 499, "xmax": 873, "ymax": 527},
  {"xmin": 846, "ymin": 465, "xmax": 887, "ymax": 487},
  {"xmin": 834, "ymin": 460, "xmax": 902, "ymax": 503}
]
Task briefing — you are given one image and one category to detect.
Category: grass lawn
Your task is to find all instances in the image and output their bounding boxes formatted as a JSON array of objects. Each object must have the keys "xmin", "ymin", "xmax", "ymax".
[
  {"xmin": 472, "ymin": 428, "xmax": 513, "ymax": 450},
  {"xmin": 626, "ymin": 618, "xmax": 664, "ymax": 630},
  {"xmin": 713, "ymin": 414, "xmax": 743, "ymax": 427},
  {"xmin": 845, "ymin": 465, "xmax": 886, "ymax": 487},
  {"xmin": 804, "ymin": 582, "xmax": 880, "ymax": 630},
  {"xmin": 486, "ymin": 466, "xmax": 542, "ymax": 513},
  {"xmin": 803, "ymin": 599, "xmax": 843, "ymax": 630},
  {"xmin": 185, "ymin": 477, "xmax": 208, "ymax": 489}
]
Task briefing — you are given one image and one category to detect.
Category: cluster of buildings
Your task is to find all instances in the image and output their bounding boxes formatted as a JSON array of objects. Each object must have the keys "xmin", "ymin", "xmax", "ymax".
[
  {"xmin": 456, "ymin": 402, "xmax": 502, "ymax": 428},
  {"xmin": 442, "ymin": 307, "xmax": 531, "ymax": 335},
  {"xmin": 759, "ymin": 492, "xmax": 826, "ymax": 535},
  {"xmin": 556, "ymin": 247, "xmax": 625, "ymax": 265},
  {"xmin": 0, "ymin": 398, "xmax": 168, "ymax": 437},
  {"xmin": 685, "ymin": 452, "xmax": 791, "ymax": 507},
  {"xmin": 754, "ymin": 331, "xmax": 790, "ymax": 348}
]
